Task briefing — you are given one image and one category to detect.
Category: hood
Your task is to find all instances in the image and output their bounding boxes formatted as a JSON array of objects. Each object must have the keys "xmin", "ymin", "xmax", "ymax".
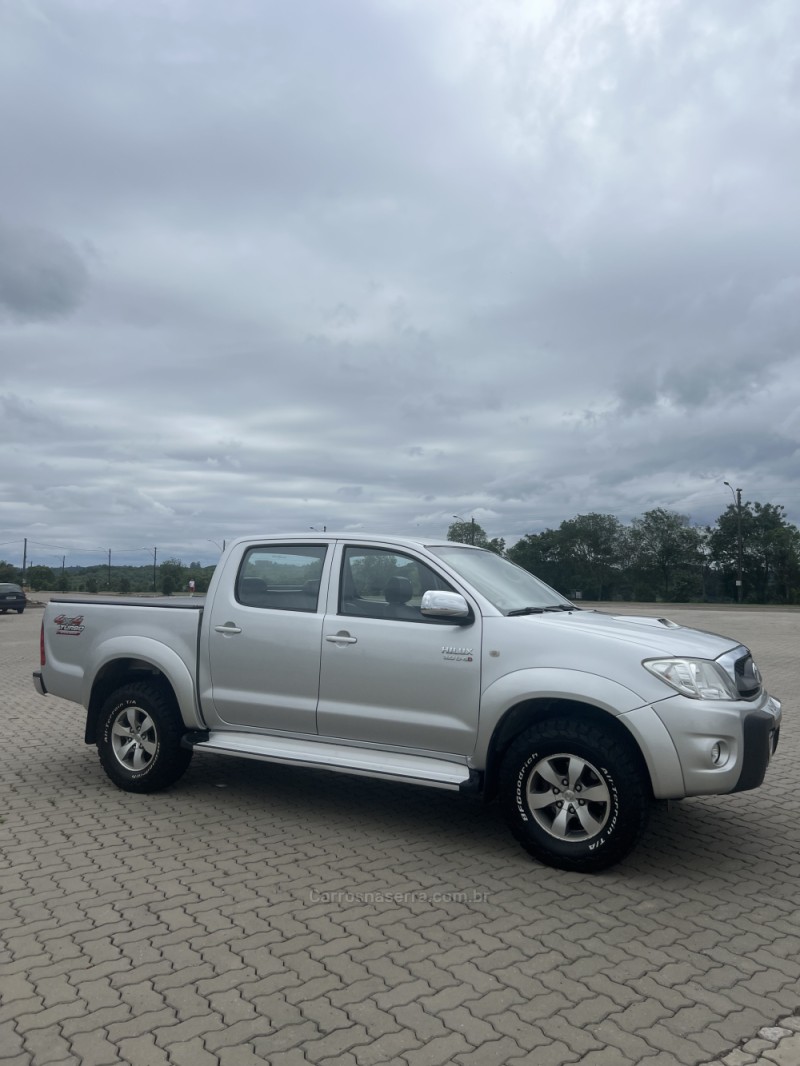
[{"xmin": 523, "ymin": 609, "xmax": 740, "ymax": 659}]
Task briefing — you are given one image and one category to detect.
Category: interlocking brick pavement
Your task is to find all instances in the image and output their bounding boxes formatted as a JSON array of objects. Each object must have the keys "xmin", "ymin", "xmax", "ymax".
[{"xmin": 1, "ymin": 602, "xmax": 798, "ymax": 1065}]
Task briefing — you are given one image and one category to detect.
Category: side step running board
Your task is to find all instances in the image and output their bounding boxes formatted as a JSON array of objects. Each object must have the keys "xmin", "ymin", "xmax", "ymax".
[{"xmin": 188, "ymin": 731, "xmax": 472, "ymax": 790}]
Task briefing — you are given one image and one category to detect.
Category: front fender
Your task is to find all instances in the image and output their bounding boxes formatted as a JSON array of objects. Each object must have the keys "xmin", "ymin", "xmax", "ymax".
[
  {"xmin": 475, "ymin": 667, "xmax": 685, "ymax": 797},
  {"xmin": 479, "ymin": 667, "xmax": 647, "ymax": 736},
  {"xmin": 85, "ymin": 636, "xmax": 203, "ymax": 730}
]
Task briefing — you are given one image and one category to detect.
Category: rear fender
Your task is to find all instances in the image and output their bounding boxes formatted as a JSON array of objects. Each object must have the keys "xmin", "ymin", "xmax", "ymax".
[{"xmin": 84, "ymin": 636, "xmax": 203, "ymax": 738}]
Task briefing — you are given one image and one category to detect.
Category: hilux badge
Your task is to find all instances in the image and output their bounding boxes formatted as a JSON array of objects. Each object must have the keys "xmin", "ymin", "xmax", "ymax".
[{"xmin": 442, "ymin": 645, "xmax": 473, "ymax": 662}]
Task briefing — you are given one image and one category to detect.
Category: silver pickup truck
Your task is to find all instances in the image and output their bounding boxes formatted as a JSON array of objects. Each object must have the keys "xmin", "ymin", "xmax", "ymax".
[{"xmin": 33, "ymin": 533, "xmax": 782, "ymax": 872}]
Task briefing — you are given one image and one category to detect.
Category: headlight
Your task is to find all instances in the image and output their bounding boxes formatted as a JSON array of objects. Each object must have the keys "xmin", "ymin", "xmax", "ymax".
[{"xmin": 643, "ymin": 658, "xmax": 739, "ymax": 700}]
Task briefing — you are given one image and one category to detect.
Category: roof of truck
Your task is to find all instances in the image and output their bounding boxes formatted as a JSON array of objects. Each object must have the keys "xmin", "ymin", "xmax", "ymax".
[{"xmin": 230, "ymin": 532, "xmax": 478, "ymax": 550}]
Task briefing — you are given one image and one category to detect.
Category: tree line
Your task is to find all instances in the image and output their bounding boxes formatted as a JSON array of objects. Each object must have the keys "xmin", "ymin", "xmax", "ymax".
[
  {"xmin": 448, "ymin": 502, "xmax": 800, "ymax": 604},
  {"xmin": 3, "ymin": 499, "xmax": 799, "ymax": 603},
  {"xmin": 0, "ymin": 558, "xmax": 215, "ymax": 596}
]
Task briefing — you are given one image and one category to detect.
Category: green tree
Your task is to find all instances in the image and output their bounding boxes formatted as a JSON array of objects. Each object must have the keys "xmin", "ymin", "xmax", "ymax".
[
  {"xmin": 556, "ymin": 513, "xmax": 625, "ymax": 600},
  {"xmin": 709, "ymin": 501, "xmax": 800, "ymax": 602},
  {"xmin": 447, "ymin": 519, "xmax": 490, "ymax": 548},
  {"xmin": 709, "ymin": 503, "xmax": 747, "ymax": 599},
  {"xmin": 628, "ymin": 509, "xmax": 703, "ymax": 600},
  {"xmin": 754, "ymin": 505, "xmax": 800, "ymax": 602},
  {"xmin": 0, "ymin": 561, "xmax": 20, "ymax": 583},
  {"xmin": 509, "ymin": 516, "xmax": 624, "ymax": 599},
  {"xmin": 159, "ymin": 558, "xmax": 186, "ymax": 596},
  {"xmin": 194, "ymin": 566, "xmax": 216, "ymax": 593},
  {"xmin": 507, "ymin": 529, "xmax": 565, "ymax": 591},
  {"xmin": 26, "ymin": 565, "xmax": 57, "ymax": 591},
  {"xmin": 186, "ymin": 563, "xmax": 215, "ymax": 593}
]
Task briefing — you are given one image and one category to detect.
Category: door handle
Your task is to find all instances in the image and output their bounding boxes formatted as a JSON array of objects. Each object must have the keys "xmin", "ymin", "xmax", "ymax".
[
  {"xmin": 325, "ymin": 632, "xmax": 357, "ymax": 645},
  {"xmin": 215, "ymin": 623, "xmax": 242, "ymax": 634}
]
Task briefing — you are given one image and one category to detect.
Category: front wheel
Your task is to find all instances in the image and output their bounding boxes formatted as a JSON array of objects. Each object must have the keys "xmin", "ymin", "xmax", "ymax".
[
  {"xmin": 498, "ymin": 720, "xmax": 650, "ymax": 873},
  {"xmin": 97, "ymin": 682, "xmax": 192, "ymax": 793}
]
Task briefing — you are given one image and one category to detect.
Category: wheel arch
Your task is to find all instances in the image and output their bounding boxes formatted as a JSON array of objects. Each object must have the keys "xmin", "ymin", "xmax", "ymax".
[
  {"xmin": 483, "ymin": 697, "xmax": 654, "ymax": 802},
  {"xmin": 85, "ymin": 652, "xmax": 197, "ymax": 744},
  {"xmin": 95, "ymin": 675, "xmax": 193, "ymax": 792}
]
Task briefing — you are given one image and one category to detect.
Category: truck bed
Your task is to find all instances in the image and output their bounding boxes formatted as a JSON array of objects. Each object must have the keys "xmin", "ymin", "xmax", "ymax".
[{"xmin": 40, "ymin": 597, "xmax": 205, "ymax": 718}]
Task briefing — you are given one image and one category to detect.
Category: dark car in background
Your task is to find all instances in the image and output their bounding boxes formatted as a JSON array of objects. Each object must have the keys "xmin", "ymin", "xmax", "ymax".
[{"xmin": 0, "ymin": 583, "xmax": 26, "ymax": 613}]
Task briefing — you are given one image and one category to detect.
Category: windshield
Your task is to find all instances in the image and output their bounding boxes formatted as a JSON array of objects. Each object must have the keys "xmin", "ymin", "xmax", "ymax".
[{"xmin": 427, "ymin": 545, "xmax": 574, "ymax": 614}]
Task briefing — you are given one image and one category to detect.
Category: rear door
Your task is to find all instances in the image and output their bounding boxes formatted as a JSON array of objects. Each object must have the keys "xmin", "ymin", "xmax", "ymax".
[
  {"xmin": 205, "ymin": 543, "xmax": 329, "ymax": 733},
  {"xmin": 317, "ymin": 544, "xmax": 482, "ymax": 755}
]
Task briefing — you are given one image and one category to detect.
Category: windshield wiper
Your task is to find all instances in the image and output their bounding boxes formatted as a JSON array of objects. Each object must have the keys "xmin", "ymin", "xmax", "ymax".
[{"xmin": 543, "ymin": 605, "xmax": 578, "ymax": 612}]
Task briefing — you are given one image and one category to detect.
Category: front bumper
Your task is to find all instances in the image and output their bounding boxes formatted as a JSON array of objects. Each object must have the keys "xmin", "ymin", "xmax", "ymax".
[
  {"xmin": 652, "ymin": 689, "xmax": 781, "ymax": 798},
  {"xmin": 732, "ymin": 701, "xmax": 781, "ymax": 792}
]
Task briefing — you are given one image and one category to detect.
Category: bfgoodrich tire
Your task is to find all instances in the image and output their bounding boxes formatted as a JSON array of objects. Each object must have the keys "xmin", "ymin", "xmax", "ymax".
[
  {"xmin": 97, "ymin": 682, "xmax": 192, "ymax": 793},
  {"xmin": 499, "ymin": 720, "xmax": 650, "ymax": 873}
]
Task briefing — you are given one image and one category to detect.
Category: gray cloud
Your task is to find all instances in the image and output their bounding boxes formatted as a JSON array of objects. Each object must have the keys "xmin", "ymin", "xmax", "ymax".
[
  {"xmin": 1, "ymin": 0, "xmax": 799, "ymax": 567},
  {"xmin": 0, "ymin": 221, "xmax": 88, "ymax": 320}
]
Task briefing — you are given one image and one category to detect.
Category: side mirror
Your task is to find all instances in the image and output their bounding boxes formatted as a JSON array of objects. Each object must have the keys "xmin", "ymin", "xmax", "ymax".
[{"xmin": 420, "ymin": 590, "xmax": 471, "ymax": 621}]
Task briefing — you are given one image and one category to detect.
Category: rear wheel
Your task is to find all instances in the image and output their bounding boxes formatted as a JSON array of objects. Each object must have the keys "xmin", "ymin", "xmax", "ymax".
[
  {"xmin": 499, "ymin": 720, "xmax": 650, "ymax": 872},
  {"xmin": 97, "ymin": 682, "xmax": 192, "ymax": 793}
]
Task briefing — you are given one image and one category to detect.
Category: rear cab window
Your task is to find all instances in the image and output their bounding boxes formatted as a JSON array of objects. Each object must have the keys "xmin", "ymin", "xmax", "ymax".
[{"xmin": 236, "ymin": 545, "xmax": 328, "ymax": 612}]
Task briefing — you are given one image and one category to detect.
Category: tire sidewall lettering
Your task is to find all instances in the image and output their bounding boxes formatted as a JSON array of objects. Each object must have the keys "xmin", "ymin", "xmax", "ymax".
[
  {"xmin": 104, "ymin": 697, "xmax": 160, "ymax": 781},
  {"xmin": 514, "ymin": 751, "xmax": 540, "ymax": 823},
  {"xmin": 587, "ymin": 771, "xmax": 619, "ymax": 850},
  {"xmin": 513, "ymin": 750, "xmax": 621, "ymax": 851},
  {"xmin": 500, "ymin": 722, "xmax": 649, "ymax": 871}
]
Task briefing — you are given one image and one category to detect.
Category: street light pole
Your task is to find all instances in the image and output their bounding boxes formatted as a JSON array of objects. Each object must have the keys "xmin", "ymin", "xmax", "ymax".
[{"xmin": 724, "ymin": 482, "xmax": 743, "ymax": 603}]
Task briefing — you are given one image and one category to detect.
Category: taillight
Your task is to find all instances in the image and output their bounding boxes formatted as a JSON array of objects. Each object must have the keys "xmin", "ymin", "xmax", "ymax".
[{"xmin": 40, "ymin": 621, "xmax": 46, "ymax": 666}]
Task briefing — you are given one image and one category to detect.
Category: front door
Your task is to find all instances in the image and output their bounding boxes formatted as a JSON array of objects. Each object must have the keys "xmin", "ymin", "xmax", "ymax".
[{"xmin": 317, "ymin": 545, "xmax": 481, "ymax": 755}]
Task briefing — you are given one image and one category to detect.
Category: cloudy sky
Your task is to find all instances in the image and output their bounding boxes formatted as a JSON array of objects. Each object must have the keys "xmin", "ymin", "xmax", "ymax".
[{"xmin": 2, "ymin": 0, "xmax": 799, "ymax": 569}]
